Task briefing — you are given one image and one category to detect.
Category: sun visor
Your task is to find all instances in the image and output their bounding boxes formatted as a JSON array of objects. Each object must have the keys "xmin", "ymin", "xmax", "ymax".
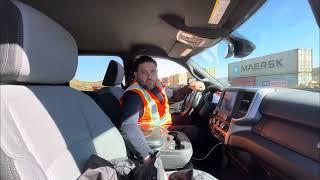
[
  {"xmin": 168, "ymin": 42, "xmax": 208, "ymax": 58},
  {"xmin": 159, "ymin": 14, "xmax": 227, "ymax": 39},
  {"xmin": 161, "ymin": 0, "xmax": 265, "ymax": 58},
  {"xmin": 167, "ymin": 29, "xmax": 220, "ymax": 58},
  {"xmin": 159, "ymin": 15, "xmax": 224, "ymax": 48}
]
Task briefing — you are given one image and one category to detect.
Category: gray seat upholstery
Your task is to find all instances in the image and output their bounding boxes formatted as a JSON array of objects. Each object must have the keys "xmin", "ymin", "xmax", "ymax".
[
  {"xmin": 0, "ymin": 1, "xmax": 217, "ymax": 179},
  {"xmin": 0, "ymin": 1, "xmax": 127, "ymax": 179},
  {"xmin": 95, "ymin": 60, "xmax": 125, "ymax": 127}
]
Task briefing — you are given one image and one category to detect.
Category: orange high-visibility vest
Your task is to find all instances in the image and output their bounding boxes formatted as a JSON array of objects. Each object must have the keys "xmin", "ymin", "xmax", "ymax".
[{"xmin": 121, "ymin": 80, "xmax": 172, "ymax": 128}]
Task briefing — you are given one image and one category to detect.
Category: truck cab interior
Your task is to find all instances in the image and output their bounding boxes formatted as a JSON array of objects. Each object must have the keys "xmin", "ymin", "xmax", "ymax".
[{"xmin": 1, "ymin": 0, "xmax": 319, "ymax": 180}]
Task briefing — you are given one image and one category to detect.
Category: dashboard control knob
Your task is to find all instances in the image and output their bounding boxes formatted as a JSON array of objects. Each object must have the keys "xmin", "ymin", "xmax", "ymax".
[
  {"xmin": 215, "ymin": 120, "xmax": 220, "ymax": 126},
  {"xmin": 220, "ymin": 123, "xmax": 225, "ymax": 129},
  {"xmin": 213, "ymin": 110, "xmax": 217, "ymax": 115},
  {"xmin": 220, "ymin": 123, "xmax": 228, "ymax": 131},
  {"xmin": 212, "ymin": 118, "xmax": 216, "ymax": 124}
]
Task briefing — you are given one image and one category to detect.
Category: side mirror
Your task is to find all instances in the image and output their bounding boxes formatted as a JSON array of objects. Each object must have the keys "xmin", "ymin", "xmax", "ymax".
[{"xmin": 224, "ymin": 34, "xmax": 256, "ymax": 58}]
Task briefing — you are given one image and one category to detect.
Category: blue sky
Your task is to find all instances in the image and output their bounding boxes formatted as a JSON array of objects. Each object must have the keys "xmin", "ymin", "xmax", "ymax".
[
  {"xmin": 74, "ymin": 0, "xmax": 319, "ymax": 81},
  {"xmin": 193, "ymin": 0, "xmax": 319, "ymax": 78},
  {"xmin": 74, "ymin": 56, "xmax": 123, "ymax": 81}
]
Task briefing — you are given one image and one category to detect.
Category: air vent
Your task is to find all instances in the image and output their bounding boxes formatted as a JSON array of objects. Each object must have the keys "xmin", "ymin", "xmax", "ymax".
[{"xmin": 234, "ymin": 91, "xmax": 255, "ymax": 118}]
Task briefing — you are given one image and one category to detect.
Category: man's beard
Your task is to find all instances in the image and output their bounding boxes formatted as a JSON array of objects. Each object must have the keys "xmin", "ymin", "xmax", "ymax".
[
  {"xmin": 144, "ymin": 83, "xmax": 155, "ymax": 90},
  {"xmin": 144, "ymin": 81, "xmax": 155, "ymax": 90},
  {"xmin": 137, "ymin": 79, "xmax": 155, "ymax": 90}
]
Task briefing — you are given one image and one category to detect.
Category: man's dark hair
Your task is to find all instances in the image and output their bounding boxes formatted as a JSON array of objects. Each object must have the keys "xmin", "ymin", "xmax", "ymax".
[{"xmin": 133, "ymin": 56, "xmax": 157, "ymax": 72}]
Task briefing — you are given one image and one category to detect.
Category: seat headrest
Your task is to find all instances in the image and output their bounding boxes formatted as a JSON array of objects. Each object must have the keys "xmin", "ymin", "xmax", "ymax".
[
  {"xmin": 0, "ymin": 0, "xmax": 78, "ymax": 84},
  {"xmin": 102, "ymin": 60, "xmax": 124, "ymax": 86}
]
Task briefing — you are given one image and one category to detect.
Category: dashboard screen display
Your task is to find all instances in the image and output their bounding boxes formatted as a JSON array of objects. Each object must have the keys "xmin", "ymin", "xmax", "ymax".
[{"xmin": 219, "ymin": 91, "xmax": 237, "ymax": 115}]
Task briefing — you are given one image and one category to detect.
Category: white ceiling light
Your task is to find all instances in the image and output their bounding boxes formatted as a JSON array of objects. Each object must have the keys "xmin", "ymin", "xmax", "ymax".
[
  {"xmin": 208, "ymin": 0, "xmax": 231, "ymax": 25},
  {"xmin": 180, "ymin": 48, "xmax": 193, "ymax": 57},
  {"xmin": 176, "ymin": 31, "xmax": 206, "ymax": 47}
]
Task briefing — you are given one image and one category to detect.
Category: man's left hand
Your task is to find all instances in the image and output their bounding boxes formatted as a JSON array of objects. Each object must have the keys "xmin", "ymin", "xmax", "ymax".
[{"xmin": 188, "ymin": 81, "xmax": 205, "ymax": 91}]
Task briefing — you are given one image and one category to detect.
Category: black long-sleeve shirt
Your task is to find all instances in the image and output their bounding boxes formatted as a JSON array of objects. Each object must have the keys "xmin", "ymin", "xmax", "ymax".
[{"xmin": 119, "ymin": 85, "xmax": 192, "ymax": 161}]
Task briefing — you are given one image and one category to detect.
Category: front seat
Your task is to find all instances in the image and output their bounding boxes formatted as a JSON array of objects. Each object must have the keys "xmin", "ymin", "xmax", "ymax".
[
  {"xmin": 1, "ymin": 1, "xmax": 127, "ymax": 179},
  {"xmin": 0, "ymin": 1, "xmax": 217, "ymax": 179},
  {"xmin": 95, "ymin": 60, "xmax": 125, "ymax": 127}
]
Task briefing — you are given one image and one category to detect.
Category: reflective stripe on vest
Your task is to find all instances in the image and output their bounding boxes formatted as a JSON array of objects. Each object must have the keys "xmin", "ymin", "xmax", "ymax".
[{"xmin": 124, "ymin": 80, "xmax": 172, "ymax": 127}]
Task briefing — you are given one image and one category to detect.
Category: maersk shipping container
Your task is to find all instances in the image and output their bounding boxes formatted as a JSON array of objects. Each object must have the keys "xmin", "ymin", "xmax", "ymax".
[
  {"xmin": 228, "ymin": 48, "xmax": 313, "ymax": 87},
  {"xmin": 255, "ymin": 74, "xmax": 298, "ymax": 88},
  {"xmin": 229, "ymin": 49, "xmax": 299, "ymax": 78},
  {"xmin": 229, "ymin": 76, "xmax": 256, "ymax": 86}
]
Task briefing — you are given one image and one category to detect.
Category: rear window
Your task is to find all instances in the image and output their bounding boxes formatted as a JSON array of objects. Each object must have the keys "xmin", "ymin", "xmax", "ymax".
[{"xmin": 70, "ymin": 56, "xmax": 123, "ymax": 91}]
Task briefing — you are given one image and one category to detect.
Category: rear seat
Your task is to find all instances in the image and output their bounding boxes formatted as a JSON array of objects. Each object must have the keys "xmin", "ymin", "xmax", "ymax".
[
  {"xmin": 0, "ymin": 0, "xmax": 217, "ymax": 179},
  {"xmin": 95, "ymin": 60, "xmax": 125, "ymax": 127}
]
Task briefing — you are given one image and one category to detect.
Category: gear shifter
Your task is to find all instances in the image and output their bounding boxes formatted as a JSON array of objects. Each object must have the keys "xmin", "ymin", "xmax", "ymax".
[{"xmin": 168, "ymin": 131, "xmax": 184, "ymax": 150}]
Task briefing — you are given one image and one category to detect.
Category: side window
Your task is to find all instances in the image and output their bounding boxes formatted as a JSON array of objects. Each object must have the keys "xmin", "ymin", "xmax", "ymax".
[
  {"xmin": 70, "ymin": 55, "xmax": 123, "ymax": 91},
  {"xmin": 155, "ymin": 58, "xmax": 191, "ymax": 88}
]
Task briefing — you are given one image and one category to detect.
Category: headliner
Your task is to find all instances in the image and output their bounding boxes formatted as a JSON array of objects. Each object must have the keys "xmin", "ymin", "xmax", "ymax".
[{"xmin": 19, "ymin": 0, "xmax": 265, "ymax": 61}]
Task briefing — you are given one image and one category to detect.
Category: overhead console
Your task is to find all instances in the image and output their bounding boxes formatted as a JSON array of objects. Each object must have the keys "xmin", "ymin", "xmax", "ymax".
[
  {"xmin": 209, "ymin": 88, "xmax": 274, "ymax": 143},
  {"xmin": 159, "ymin": 0, "xmax": 266, "ymax": 58}
]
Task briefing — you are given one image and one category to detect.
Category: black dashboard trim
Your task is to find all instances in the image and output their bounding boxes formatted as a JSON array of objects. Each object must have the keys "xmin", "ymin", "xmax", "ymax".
[
  {"xmin": 259, "ymin": 88, "xmax": 320, "ymax": 129},
  {"xmin": 229, "ymin": 132, "xmax": 320, "ymax": 180}
]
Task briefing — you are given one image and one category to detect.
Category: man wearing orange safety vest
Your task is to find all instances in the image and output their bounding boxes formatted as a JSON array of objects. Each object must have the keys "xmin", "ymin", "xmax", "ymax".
[{"xmin": 119, "ymin": 56, "xmax": 205, "ymax": 163}]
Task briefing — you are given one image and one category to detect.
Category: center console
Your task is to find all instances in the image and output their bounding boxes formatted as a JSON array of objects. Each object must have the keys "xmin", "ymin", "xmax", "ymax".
[
  {"xmin": 141, "ymin": 125, "xmax": 193, "ymax": 170},
  {"xmin": 209, "ymin": 89, "xmax": 256, "ymax": 143}
]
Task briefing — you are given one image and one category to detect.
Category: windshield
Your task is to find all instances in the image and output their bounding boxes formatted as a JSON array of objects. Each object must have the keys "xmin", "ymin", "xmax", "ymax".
[{"xmin": 191, "ymin": 0, "xmax": 319, "ymax": 91}]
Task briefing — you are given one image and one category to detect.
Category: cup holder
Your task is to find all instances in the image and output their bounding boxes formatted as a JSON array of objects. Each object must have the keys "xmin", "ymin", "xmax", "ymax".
[{"xmin": 168, "ymin": 131, "xmax": 185, "ymax": 150}]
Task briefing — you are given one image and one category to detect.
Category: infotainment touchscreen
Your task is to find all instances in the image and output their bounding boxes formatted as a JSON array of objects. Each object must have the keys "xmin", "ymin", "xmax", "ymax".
[{"xmin": 218, "ymin": 91, "xmax": 238, "ymax": 116}]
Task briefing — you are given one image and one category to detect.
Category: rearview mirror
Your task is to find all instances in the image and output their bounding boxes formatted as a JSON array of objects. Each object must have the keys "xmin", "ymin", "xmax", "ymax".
[
  {"xmin": 308, "ymin": 0, "xmax": 320, "ymax": 28},
  {"xmin": 224, "ymin": 34, "xmax": 255, "ymax": 58}
]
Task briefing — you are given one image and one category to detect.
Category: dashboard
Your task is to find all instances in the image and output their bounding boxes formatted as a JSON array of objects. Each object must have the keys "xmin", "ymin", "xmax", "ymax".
[
  {"xmin": 209, "ymin": 88, "xmax": 274, "ymax": 144},
  {"xmin": 206, "ymin": 87, "xmax": 320, "ymax": 179}
]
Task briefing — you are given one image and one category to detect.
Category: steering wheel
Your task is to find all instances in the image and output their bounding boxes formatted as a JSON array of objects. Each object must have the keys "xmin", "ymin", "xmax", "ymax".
[
  {"xmin": 199, "ymin": 85, "xmax": 222, "ymax": 105},
  {"xmin": 180, "ymin": 85, "xmax": 222, "ymax": 117},
  {"xmin": 180, "ymin": 91, "xmax": 203, "ymax": 116}
]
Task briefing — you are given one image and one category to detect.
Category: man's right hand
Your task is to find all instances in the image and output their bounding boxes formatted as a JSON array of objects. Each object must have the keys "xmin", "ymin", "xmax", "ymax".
[{"xmin": 188, "ymin": 81, "xmax": 205, "ymax": 91}]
